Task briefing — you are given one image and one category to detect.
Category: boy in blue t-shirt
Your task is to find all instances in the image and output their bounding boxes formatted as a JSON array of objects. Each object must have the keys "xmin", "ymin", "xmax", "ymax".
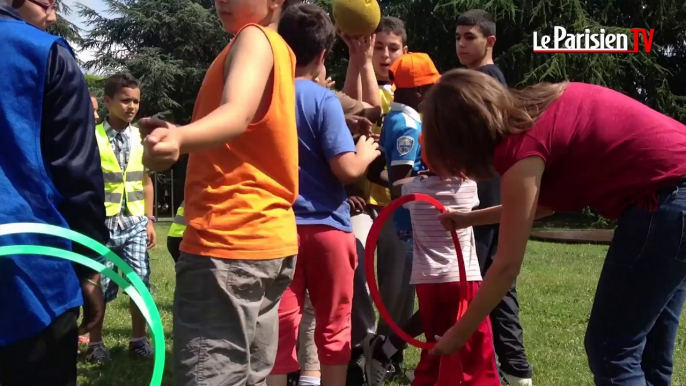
[
  {"xmin": 365, "ymin": 53, "xmax": 440, "ymax": 386},
  {"xmin": 379, "ymin": 97, "xmax": 427, "ymax": 241},
  {"xmin": 378, "ymin": 53, "xmax": 439, "ymax": 239},
  {"xmin": 272, "ymin": 4, "xmax": 381, "ymax": 386}
]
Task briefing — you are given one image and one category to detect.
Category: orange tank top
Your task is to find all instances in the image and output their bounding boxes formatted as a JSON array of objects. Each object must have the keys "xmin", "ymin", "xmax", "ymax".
[{"xmin": 180, "ymin": 24, "xmax": 298, "ymax": 260}]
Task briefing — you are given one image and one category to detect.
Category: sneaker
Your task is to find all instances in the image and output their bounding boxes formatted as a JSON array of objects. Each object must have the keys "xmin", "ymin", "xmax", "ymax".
[
  {"xmin": 129, "ymin": 338, "xmax": 154, "ymax": 359},
  {"xmin": 362, "ymin": 335, "xmax": 394, "ymax": 386},
  {"xmin": 346, "ymin": 349, "xmax": 366, "ymax": 386},
  {"xmin": 502, "ymin": 372, "xmax": 533, "ymax": 386},
  {"xmin": 389, "ymin": 350, "xmax": 404, "ymax": 381},
  {"xmin": 85, "ymin": 343, "xmax": 111, "ymax": 364}
]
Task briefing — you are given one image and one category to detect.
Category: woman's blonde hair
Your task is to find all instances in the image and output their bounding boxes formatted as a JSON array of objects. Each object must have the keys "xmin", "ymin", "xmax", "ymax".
[{"xmin": 421, "ymin": 69, "xmax": 568, "ymax": 180}]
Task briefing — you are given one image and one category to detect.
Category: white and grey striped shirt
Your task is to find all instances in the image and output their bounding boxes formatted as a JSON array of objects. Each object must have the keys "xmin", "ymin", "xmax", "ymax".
[{"xmin": 402, "ymin": 176, "xmax": 482, "ymax": 285}]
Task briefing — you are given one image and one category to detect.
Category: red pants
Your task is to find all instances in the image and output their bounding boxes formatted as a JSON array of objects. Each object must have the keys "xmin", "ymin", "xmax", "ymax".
[
  {"xmin": 272, "ymin": 225, "xmax": 357, "ymax": 374},
  {"xmin": 413, "ymin": 282, "xmax": 500, "ymax": 386}
]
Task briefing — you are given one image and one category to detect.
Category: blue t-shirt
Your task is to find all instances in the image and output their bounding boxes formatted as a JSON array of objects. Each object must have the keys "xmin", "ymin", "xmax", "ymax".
[
  {"xmin": 380, "ymin": 102, "xmax": 426, "ymax": 238},
  {"xmin": 293, "ymin": 80, "xmax": 357, "ymax": 232}
]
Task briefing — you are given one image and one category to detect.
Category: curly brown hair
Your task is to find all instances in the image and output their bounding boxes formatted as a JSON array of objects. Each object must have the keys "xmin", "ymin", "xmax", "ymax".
[{"xmin": 421, "ymin": 69, "xmax": 568, "ymax": 180}]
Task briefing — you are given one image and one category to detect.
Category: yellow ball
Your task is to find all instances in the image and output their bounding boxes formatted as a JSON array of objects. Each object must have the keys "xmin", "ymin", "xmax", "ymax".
[{"xmin": 332, "ymin": 0, "xmax": 381, "ymax": 37}]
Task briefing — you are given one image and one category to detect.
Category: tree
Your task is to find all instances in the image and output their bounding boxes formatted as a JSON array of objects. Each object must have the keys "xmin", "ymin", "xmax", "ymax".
[
  {"xmin": 320, "ymin": 0, "xmax": 686, "ymax": 121},
  {"xmin": 78, "ymin": 0, "xmax": 229, "ymax": 124},
  {"xmin": 48, "ymin": 0, "xmax": 82, "ymax": 45},
  {"xmin": 315, "ymin": 0, "xmax": 684, "ymax": 225},
  {"xmin": 85, "ymin": 74, "xmax": 108, "ymax": 120}
]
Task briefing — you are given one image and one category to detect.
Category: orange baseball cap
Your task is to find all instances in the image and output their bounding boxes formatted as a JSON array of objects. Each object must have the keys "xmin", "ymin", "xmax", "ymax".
[{"xmin": 389, "ymin": 53, "xmax": 440, "ymax": 89}]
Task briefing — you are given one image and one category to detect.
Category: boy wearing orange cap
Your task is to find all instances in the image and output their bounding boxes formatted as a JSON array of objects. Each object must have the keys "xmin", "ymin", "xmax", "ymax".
[
  {"xmin": 379, "ymin": 52, "xmax": 437, "ymax": 233},
  {"xmin": 363, "ymin": 53, "xmax": 436, "ymax": 386}
]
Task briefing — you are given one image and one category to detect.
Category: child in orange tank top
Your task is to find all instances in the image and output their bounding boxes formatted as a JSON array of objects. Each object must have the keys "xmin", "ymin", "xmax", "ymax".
[{"xmin": 137, "ymin": 1, "xmax": 300, "ymax": 384}]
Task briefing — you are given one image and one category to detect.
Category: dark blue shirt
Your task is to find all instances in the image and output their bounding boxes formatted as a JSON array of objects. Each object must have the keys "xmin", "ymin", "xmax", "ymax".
[
  {"xmin": 42, "ymin": 46, "xmax": 109, "ymax": 262},
  {"xmin": 475, "ymin": 64, "xmax": 507, "ymax": 209},
  {"xmin": 293, "ymin": 80, "xmax": 356, "ymax": 232},
  {"xmin": 0, "ymin": 4, "xmax": 108, "ymax": 346}
]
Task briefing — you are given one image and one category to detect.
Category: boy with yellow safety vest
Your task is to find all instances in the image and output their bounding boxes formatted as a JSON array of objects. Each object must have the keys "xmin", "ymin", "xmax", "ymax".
[
  {"xmin": 85, "ymin": 73, "xmax": 157, "ymax": 363},
  {"xmin": 167, "ymin": 201, "xmax": 186, "ymax": 262}
]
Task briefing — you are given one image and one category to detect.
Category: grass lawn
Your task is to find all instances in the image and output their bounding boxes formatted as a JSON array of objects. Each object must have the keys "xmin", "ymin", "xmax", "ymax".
[{"xmin": 77, "ymin": 223, "xmax": 686, "ymax": 385}]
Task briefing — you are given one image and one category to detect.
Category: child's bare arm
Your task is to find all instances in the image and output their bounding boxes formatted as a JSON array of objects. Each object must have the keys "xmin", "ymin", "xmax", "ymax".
[
  {"xmin": 343, "ymin": 61, "xmax": 362, "ymax": 101},
  {"xmin": 176, "ymin": 26, "xmax": 274, "ymax": 153},
  {"xmin": 439, "ymin": 204, "xmax": 555, "ymax": 231},
  {"xmin": 143, "ymin": 173, "xmax": 157, "ymax": 248},
  {"xmin": 391, "ymin": 176, "xmax": 417, "ymax": 197},
  {"xmin": 357, "ymin": 35, "xmax": 381, "ymax": 107},
  {"xmin": 388, "ymin": 164, "xmax": 414, "ymax": 199},
  {"xmin": 361, "ymin": 105, "xmax": 382, "ymax": 123},
  {"xmin": 366, "ymin": 154, "xmax": 387, "ymax": 186}
]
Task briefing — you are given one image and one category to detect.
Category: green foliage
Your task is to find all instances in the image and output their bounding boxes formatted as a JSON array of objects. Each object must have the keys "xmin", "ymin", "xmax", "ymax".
[
  {"xmin": 85, "ymin": 74, "xmax": 105, "ymax": 94},
  {"xmin": 581, "ymin": 208, "xmax": 616, "ymax": 229},
  {"xmin": 85, "ymin": 74, "xmax": 108, "ymax": 122},
  {"xmin": 80, "ymin": 0, "xmax": 685, "ymax": 125},
  {"xmin": 321, "ymin": 0, "xmax": 686, "ymax": 121},
  {"xmin": 48, "ymin": 0, "xmax": 83, "ymax": 45},
  {"xmin": 78, "ymin": 0, "xmax": 230, "ymax": 124}
]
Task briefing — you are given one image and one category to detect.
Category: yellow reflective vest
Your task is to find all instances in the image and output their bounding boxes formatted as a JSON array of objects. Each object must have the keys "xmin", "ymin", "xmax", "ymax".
[
  {"xmin": 95, "ymin": 123, "xmax": 145, "ymax": 217},
  {"xmin": 168, "ymin": 201, "xmax": 186, "ymax": 238}
]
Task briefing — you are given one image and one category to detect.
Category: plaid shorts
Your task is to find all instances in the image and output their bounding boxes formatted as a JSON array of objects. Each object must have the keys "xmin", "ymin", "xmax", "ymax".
[{"xmin": 102, "ymin": 219, "xmax": 150, "ymax": 303}]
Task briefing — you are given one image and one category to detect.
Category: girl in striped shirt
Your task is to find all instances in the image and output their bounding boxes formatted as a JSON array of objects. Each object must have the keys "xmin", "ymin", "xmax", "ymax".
[{"xmin": 399, "ymin": 140, "xmax": 500, "ymax": 386}]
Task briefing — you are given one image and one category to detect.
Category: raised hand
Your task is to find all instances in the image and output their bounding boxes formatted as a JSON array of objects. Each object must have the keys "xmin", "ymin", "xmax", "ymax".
[
  {"xmin": 339, "ymin": 31, "xmax": 376, "ymax": 68},
  {"xmin": 315, "ymin": 76, "xmax": 336, "ymax": 89}
]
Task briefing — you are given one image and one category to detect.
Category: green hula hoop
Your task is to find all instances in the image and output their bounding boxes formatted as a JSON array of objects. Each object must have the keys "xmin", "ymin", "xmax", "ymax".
[{"xmin": 0, "ymin": 223, "xmax": 165, "ymax": 386}]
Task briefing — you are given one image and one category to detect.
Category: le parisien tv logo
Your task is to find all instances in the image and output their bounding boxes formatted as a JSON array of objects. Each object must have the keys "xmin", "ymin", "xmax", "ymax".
[{"xmin": 533, "ymin": 26, "xmax": 655, "ymax": 53}]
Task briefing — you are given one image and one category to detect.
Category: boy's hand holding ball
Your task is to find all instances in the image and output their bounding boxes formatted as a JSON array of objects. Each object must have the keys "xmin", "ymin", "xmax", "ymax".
[
  {"xmin": 333, "ymin": 0, "xmax": 381, "ymax": 37},
  {"xmin": 334, "ymin": 0, "xmax": 380, "ymax": 67},
  {"xmin": 340, "ymin": 33, "xmax": 376, "ymax": 68}
]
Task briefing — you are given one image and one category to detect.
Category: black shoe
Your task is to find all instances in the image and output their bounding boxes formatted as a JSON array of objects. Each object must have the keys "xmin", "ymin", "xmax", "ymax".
[
  {"xmin": 346, "ymin": 349, "xmax": 366, "ymax": 386},
  {"xmin": 389, "ymin": 350, "xmax": 405, "ymax": 380},
  {"xmin": 363, "ymin": 335, "xmax": 395, "ymax": 386}
]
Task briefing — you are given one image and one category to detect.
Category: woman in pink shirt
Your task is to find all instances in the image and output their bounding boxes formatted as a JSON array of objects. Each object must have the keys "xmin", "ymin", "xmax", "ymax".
[{"xmin": 421, "ymin": 69, "xmax": 686, "ymax": 386}]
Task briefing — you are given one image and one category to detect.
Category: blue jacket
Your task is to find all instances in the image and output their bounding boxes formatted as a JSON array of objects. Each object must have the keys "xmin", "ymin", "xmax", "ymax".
[{"xmin": 0, "ymin": 5, "xmax": 109, "ymax": 346}]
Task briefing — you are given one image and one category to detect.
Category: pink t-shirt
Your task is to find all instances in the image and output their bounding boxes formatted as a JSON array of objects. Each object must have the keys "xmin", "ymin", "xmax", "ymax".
[{"xmin": 493, "ymin": 82, "xmax": 686, "ymax": 219}]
